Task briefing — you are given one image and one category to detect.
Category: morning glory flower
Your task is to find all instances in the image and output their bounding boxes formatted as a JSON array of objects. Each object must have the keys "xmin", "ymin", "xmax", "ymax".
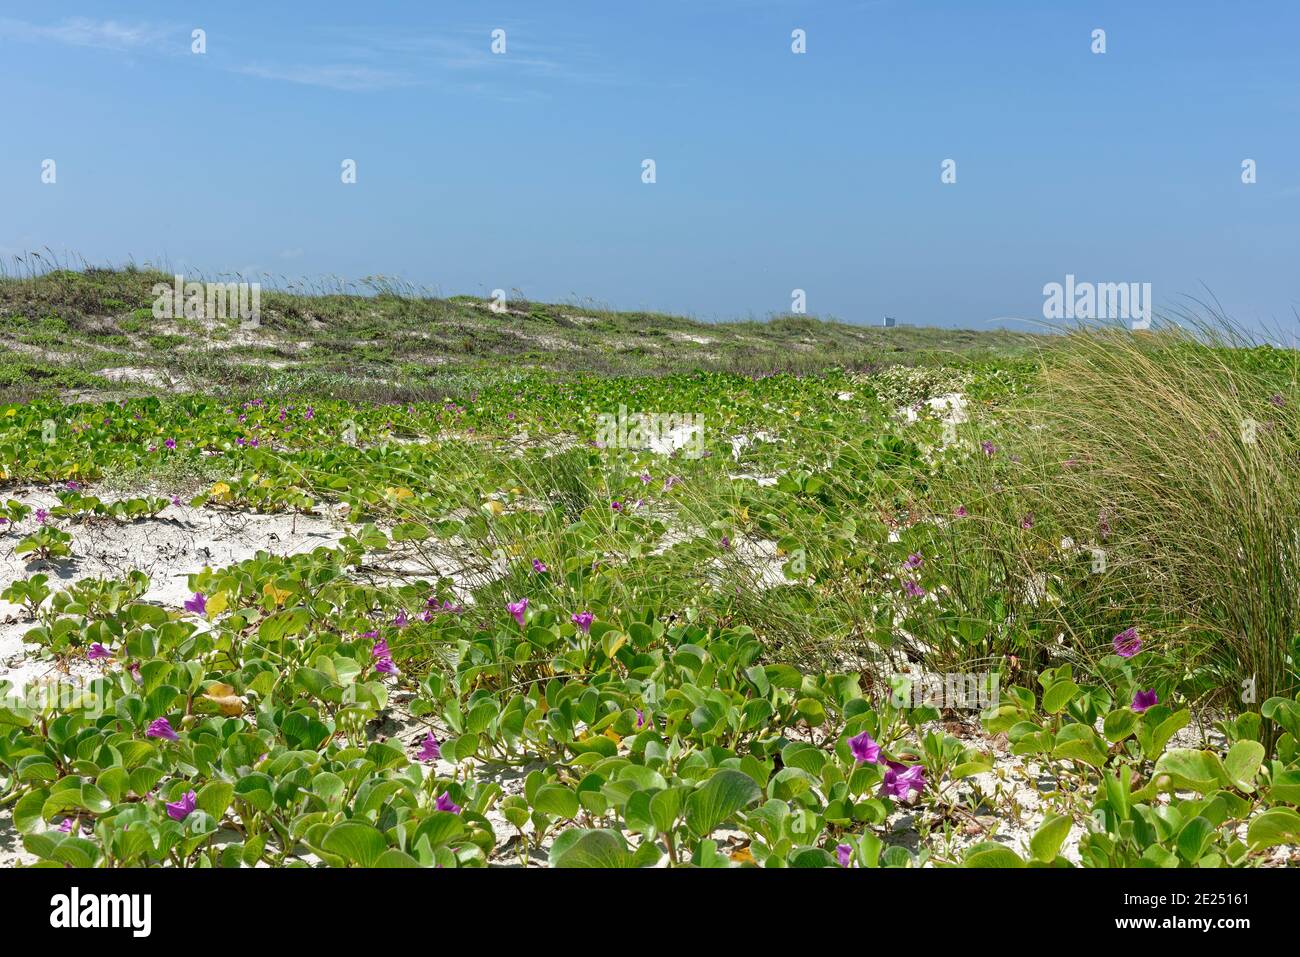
[
  {"xmin": 375, "ymin": 657, "xmax": 399, "ymax": 675},
  {"xmin": 635, "ymin": 709, "xmax": 647, "ymax": 730},
  {"xmin": 87, "ymin": 642, "xmax": 111, "ymax": 661},
  {"xmin": 849, "ymin": 730, "xmax": 881, "ymax": 764},
  {"xmin": 435, "ymin": 792, "xmax": 462, "ymax": 814},
  {"xmin": 1020, "ymin": 513, "xmax": 1035, "ymax": 530},
  {"xmin": 59, "ymin": 818, "xmax": 75, "ymax": 833},
  {"xmin": 1112, "ymin": 627, "xmax": 1141, "ymax": 658},
  {"xmin": 35, "ymin": 508, "xmax": 49, "ymax": 525},
  {"xmin": 394, "ymin": 610, "xmax": 408, "ymax": 628},
  {"xmin": 507, "ymin": 598, "xmax": 529, "ymax": 628},
  {"xmin": 953, "ymin": 505, "xmax": 968, "ymax": 517},
  {"xmin": 639, "ymin": 472, "xmax": 652, "ymax": 484},
  {"xmin": 146, "ymin": 717, "xmax": 179, "ymax": 741},
  {"xmin": 164, "ymin": 438, "xmax": 176, "ymax": 450},
  {"xmin": 836, "ymin": 843, "xmax": 853, "ymax": 867},
  {"xmin": 372, "ymin": 638, "xmax": 391, "ymax": 658},
  {"xmin": 532, "ymin": 558, "xmax": 548, "ymax": 573},
  {"xmin": 571, "ymin": 610, "xmax": 593, "ymax": 634},
  {"xmin": 417, "ymin": 733, "xmax": 441, "ymax": 763},
  {"xmin": 611, "ymin": 500, "xmax": 622, "ymax": 511},
  {"xmin": 166, "ymin": 790, "xmax": 197, "ymax": 822},
  {"xmin": 882, "ymin": 762, "xmax": 925, "ymax": 800},
  {"xmin": 905, "ymin": 553, "xmax": 923, "ymax": 569},
  {"xmin": 903, "ymin": 579, "xmax": 925, "ymax": 599},
  {"xmin": 980, "ymin": 441, "xmax": 997, "ymax": 456},
  {"xmin": 183, "ymin": 592, "xmax": 207, "ymax": 615},
  {"xmin": 1131, "ymin": 689, "xmax": 1158, "ymax": 713},
  {"xmin": 1269, "ymin": 393, "xmax": 1285, "ymax": 407}
]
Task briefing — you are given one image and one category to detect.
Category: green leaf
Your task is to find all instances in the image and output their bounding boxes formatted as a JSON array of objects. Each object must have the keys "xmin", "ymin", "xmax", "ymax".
[
  {"xmin": 552, "ymin": 829, "xmax": 636, "ymax": 868},
  {"xmin": 1152, "ymin": 749, "xmax": 1227, "ymax": 794},
  {"xmin": 685, "ymin": 769, "xmax": 762, "ymax": 837},
  {"xmin": 1247, "ymin": 808, "xmax": 1300, "ymax": 849},
  {"xmin": 532, "ymin": 784, "xmax": 580, "ymax": 820},
  {"xmin": 1030, "ymin": 813, "xmax": 1072, "ymax": 863},
  {"xmin": 964, "ymin": 841, "xmax": 1025, "ymax": 867},
  {"xmin": 1042, "ymin": 679, "xmax": 1080, "ymax": 715},
  {"xmin": 321, "ymin": 821, "xmax": 388, "ymax": 868},
  {"xmin": 1222, "ymin": 740, "xmax": 1264, "ymax": 792}
]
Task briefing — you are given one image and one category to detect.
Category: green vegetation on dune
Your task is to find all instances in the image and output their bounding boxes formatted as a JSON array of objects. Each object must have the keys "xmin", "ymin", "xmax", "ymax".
[{"xmin": 0, "ymin": 268, "xmax": 1297, "ymax": 868}]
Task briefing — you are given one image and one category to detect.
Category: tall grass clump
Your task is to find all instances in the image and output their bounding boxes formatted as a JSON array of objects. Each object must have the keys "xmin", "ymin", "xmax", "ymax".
[{"xmin": 937, "ymin": 315, "xmax": 1300, "ymax": 725}]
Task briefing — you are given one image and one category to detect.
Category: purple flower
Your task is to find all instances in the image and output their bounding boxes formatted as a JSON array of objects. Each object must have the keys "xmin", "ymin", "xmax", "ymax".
[
  {"xmin": 635, "ymin": 709, "xmax": 646, "ymax": 730},
  {"xmin": 1112, "ymin": 627, "xmax": 1141, "ymax": 658},
  {"xmin": 59, "ymin": 818, "xmax": 75, "ymax": 833},
  {"xmin": 87, "ymin": 642, "xmax": 111, "ymax": 661},
  {"xmin": 416, "ymin": 732, "xmax": 441, "ymax": 763},
  {"xmin": 663, "ymin": 475, "xmax": 681, "ymax": 491},
  {"xmin": 171, "ymin": 495, "xmax": 182, "ymax": 507},
  {"xmin": 183, "ymin": 592, "xmax": 207, "ymax": 615},
  {"xmin": 1131, "ymin": 689, "xmax": 1159, "ymax": 713},
  {"xmin": 610, "ymin": 500, "xmax": 622, "ymax": 511},
  {"xmin": 571, "ymin": 610, "xmax": 594, "ymax": 634},
  {"xmin": 164, "ymin": 438, "xmax": 176, "ymax": 450},
  {"xmin": 905, "ymin": 553, "xmax": 923, "ymax": 569},
  {"xmin": 953, "ymin": 505, "xmax": 968, "ymax": 517},
  {"xmin": 146, "ymin": 717, "xmax": 179, "ymax": 741},
  {"xmin": 882, "ymin": 762, "xmax": 926, "ymax": 800},
  {"xmin": 903, "ymin": 579, "xmax": 925, "ymax": 599},
  {"xmin": 849, "ymin": 730, "xmax": 881, "ymax": 764},
  {"xmin": 1270, "ymin": 393, "xmax": 1285, "ymax": 408},
  {"xmin": 532, "ymin": 558, "xmax": 548, "ymax": 573},
  {"xmin": 375, "ymin": 657, "xmax": 399, "ymax": 675},
  {"xmin": 980, "ymin": 440, "xmax": 997, "ymax": 457},
  {"xmin": 64, "ymin": 480, "xmax": 80, "ymax": 491},
  {"xmin": 393, "ymin": 610, "xmax": 408, "ymax": 628},
  {"xmin": 639, "ymin": 472, "xmax": 652, "ymax": 484},
  {"xmin": 165, "ymin": 790, "xmax": 197, "ymax": 822},
  {"xmin": 372, "ymin": 638, "xmax": 391, "ymax": 658},
  {"xmin": 1020, "ymin": 513, "xmax": 1035, "ymax": 530},
  {"xmin": 836, "ymin": 843, "xmax": 853, "ymax": 868},
  {"xmin": 35, "ymin": 508, "xmax": 49, "ymax": 525},
  {"xmin": 1098, "ymin": 509, "xmax": 1112, "ymax": 541},
  {"xmin": 720, "ymin": 536, "xmax": 731, "ymax": 550},
  {"xmin": 435, "ymin": 792, "xmax": 462, "ymax": 814},
  {"xmin": 507, "ymin": 598, "xmax": 529, "ymax": 628}
]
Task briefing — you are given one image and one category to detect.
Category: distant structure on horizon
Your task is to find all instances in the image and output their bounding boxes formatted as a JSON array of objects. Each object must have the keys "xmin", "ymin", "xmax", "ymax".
[{"xmin": 882, "ymin": 316, "xmax": 896, "ymax": 328}]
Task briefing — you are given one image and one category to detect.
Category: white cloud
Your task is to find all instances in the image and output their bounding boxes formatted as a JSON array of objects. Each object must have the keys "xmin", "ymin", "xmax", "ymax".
[
  {"xmin": 0, "ymin": 17, "xmax": 173, "ymax": 53},
  {"xmin": 233, "ymin": 63, "xmax": 413, "ymax": 92}
]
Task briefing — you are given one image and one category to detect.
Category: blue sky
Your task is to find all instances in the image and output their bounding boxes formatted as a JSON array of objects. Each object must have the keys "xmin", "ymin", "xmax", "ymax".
[{"xmin": 2, "ymin": 0, "xmax": 1298, "ymax": 332}]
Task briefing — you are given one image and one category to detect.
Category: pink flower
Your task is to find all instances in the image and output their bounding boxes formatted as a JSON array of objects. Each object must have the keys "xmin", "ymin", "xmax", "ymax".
[
  {"xmin": 1131, "ymin": 689, "xmax": 1158, "ymax": 713},
  {"xmin": 166, "ymin": 790, "xmax": 197, "ymax": 821},
  {"xmin": 435, "ymin": 792, "xmax": 462, "ymax": 814},
  {"xmin": 532, "ymin": 558, "xmax": 548, "ymax": 573},
  {"xmin": 184, "ymin": 592, "xmax": 206, "ymax": 615},
  {"xmin": 903, "ymin": 579, "xmax": 925, "ymax": 599},
  {"xmin": 1020, "ymin": 513, "xmax": 1034, "ymax": 530},
  {"xmin": 848, "ymin": 730, "xmax": 881, "ymax": 764},
  {"xmin": 571, "ymin": 610, "xmax": 593, "ymax": 634},
  {"xmin": 375, "ymin": 657, "xmax": 399, "ymax": 675},
  {"xmin": 882, "ymin": 762, "xmax": 925, "ymax": 800},
  {"xmin": 416, "ymin": 732, "xmax": 441, "ymax": 763},
  {"xmin": 87, "ymin": 642, "xmax": 111, "ymax": 661},
  {"xmin": 507, "ymin": 598, "xmax": 529, "ymax": 628},
  {"xmin": 953, "ymin": 505, "xmax": 968, "ymax": 517},
  {"xmin": 146, "ymin": 717, "xmax": 179, "ymax": 741},
  {"xmin": 836, "ymin": 843, "xmax": 853, "ymax": 867},
  {"xmin": 1112, "ymin": 627, "xmax": 1141, "ymax": 658}
]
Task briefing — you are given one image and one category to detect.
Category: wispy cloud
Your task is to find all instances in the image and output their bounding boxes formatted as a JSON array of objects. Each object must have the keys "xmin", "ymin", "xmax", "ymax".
[
  {"xmin": 232, "ymin": 63, "xmax": 414, "ymax": 93},
  {"xmin": 0, "ymin": 16, "xmax": 615, "ymax": 98},
  {"xmin": 0, "ymin": 16, "xmax": 174, "ymax": 53}
]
